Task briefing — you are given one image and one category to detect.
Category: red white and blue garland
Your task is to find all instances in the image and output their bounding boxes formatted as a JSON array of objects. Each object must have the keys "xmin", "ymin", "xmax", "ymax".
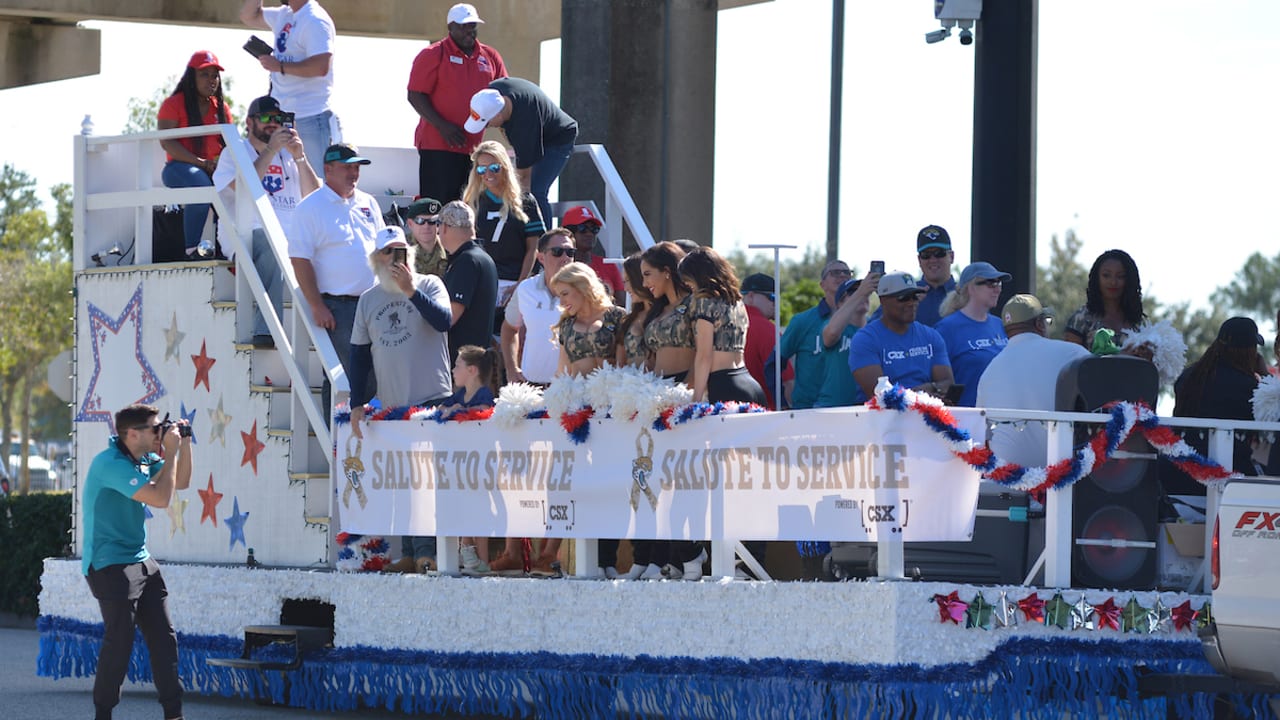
[
  {"xmin": 335, "ymin": 532, "xmax": 389, "ymax": 573},
  {"xmin": 869, "ymin": 379, "xmax": 1234, "ymax": 498}
]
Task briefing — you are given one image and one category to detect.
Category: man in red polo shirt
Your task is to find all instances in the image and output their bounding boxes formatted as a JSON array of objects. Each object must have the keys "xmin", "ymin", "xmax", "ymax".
[
  {"xmin": 407, "ymin": 3, "xmax": 507, "ymax": 204},
  {"xmin": 561, "ymin": 205, "xmax": 625, "ymax": 305},
  {"xmin": 740, "ymin": 273, "xmax": 780, "ymax": 409}
]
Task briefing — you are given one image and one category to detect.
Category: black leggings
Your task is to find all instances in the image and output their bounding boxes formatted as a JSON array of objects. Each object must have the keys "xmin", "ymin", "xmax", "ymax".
[{"xmin": 707, "ymin": 366, "xmax": 767, "ymax": 404}]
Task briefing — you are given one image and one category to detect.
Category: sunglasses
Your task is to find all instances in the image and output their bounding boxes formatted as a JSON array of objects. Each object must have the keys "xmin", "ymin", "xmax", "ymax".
[
  {"xmin": 475, "ymin": 163, "xmax": 503, "ymax": 175},
  {"xmin": 891, "ymin": 293, "xmax": 922, "ymax": 303},
  {"xmin": 255, "ymin": 113, "xmax": 289, "ymax": 125},
  {"xmin": 824, "ymin": 268, "xmax": 852, "ymax": 279},
  {"xmin": 132, "ymin": 423, "xmax": 162, "ymax": 434},
  {"xmin": 409, "ymin": 216, "xmax": 441, "ymax": 226},
  {"xmin": 545, "ymin": 247, "xmax": 576, "ymax": 258},
  {"xmin": 974, "ymin": 278, "xmax": 1003, "ymax": 287},
  {"xmin": 918, "ymin": 248, "xmax": 950, "ymax": 260},
  {"xmin": 566, "ymin": 223, "xmax": 600, "ymax": 234},
  {"xmin": 764, "ymin": 292, "xmax": 776, "ymax": 303}
]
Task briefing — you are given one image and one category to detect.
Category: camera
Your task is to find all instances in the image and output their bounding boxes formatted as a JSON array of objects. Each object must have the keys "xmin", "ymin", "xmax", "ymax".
[
  {"xmin": 959, "ymin": 28, "xmax": 973, "ymax": 45},
  {"xmin": 158, "ymin": 412, "xmax": 193, "ymax": 438},
  {"xmin": 924, "ymin": 28, "xmax": 951, "ymax": 44}
]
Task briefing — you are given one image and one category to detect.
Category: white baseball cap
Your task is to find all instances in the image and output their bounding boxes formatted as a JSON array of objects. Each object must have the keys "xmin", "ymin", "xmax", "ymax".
[
  {"xmin": 464, "ymin": 88, "xmax": 505, "ymax": 134},
  {"xmin": 448, "ymin": 3, "xmax": 484, "ymax": 25},
  {"xmin": 374, "ymin": 226, "xmax": 409, "ymax": 251}
]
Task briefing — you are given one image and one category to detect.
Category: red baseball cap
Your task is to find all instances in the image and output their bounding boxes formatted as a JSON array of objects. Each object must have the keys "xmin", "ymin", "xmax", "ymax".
[
  {"xmin": 187, "ymin": 51, "xmax": 224, "ymax": 71},
  {"xmin": 562, "ymin": 206, "xmax": 603, "ymax": 228}
]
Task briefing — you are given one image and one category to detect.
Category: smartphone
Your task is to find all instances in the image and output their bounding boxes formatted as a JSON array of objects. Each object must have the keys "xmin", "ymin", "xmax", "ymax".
[
  {"xmin": 392, "ymin": 248, "xmax": 407, "ymax": 265},
  {"xmin": 870, "ymin": 260, "xmax": 885, "ymax": 274},
  {"xmin": 243, "ymin": 35, "xmax": 274, "ymax": 59},
  {"xmin": 281, "ymin": 112, "xmax": 295, "ymax": 130},
  {"xmin": 944, "ymin": 383, "xmax": 965, "ymax": 405}
]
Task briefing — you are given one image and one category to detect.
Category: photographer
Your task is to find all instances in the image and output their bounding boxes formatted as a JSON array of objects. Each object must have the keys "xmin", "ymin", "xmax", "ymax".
[{"xmin": 82, "ymin": 404, "xmax": 193, "ymax": 720}]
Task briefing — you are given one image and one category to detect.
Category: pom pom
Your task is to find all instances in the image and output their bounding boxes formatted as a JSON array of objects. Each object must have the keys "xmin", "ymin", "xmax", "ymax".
[
  {"xmin": 1122, "ymin": 321, "xmax": 1187, "ymax": 387},
  {"xmin": 1252, "ymin": 374, "xmax": 1280, "ymax": 424},
  {"xmin": 491, "ymin": 383, "xmax": 546, "ymax": 428}
]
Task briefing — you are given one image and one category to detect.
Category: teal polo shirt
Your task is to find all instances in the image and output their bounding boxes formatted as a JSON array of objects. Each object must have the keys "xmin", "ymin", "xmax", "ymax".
[
  {"xmin": 778, "ymin": 299, "xmax": 833, "ymax": 409},
  {"xmin": 81, "ymin": 437, "xmax": 162, "ymax": 575}
]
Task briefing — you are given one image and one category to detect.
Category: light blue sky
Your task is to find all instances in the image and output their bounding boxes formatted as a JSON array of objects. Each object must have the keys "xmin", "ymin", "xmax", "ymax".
[{"xmin": 2, "ymin": 0, "xmax": 1276, "ymax": 326}]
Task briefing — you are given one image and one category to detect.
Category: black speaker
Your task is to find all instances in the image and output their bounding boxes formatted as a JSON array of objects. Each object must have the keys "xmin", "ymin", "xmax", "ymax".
[{"xmin": 1056, "ymin": 355, "xmax": 1160, "ymax": 589}]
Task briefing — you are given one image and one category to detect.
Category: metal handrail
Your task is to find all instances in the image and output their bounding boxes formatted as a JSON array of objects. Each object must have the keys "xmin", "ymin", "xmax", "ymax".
[{"xmin": 73, "ymin": 124, "xmax": 343, "ymax": 472}]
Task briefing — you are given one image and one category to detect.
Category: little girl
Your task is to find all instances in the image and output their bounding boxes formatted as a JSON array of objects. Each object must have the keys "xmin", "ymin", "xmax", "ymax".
[
  {"xmin": 441, "ymin": 345, "xmax": 498, "ymax": 413},
  {"xmin": 446, "ymin": 345, "xmax": 499, "ymax": 575}
]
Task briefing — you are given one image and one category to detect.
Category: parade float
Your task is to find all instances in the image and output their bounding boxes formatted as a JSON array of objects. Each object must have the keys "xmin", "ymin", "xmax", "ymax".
[{"xmin": 35, "ymin": 127, "xmax": 1275, "ymax": 718}]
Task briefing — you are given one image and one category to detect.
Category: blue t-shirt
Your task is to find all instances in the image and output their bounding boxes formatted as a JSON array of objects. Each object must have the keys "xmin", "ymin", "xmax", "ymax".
[
  {"xmin": 846, "ymin": 319, "xmax": 951, "ymax": 404},
  {"xmin": 82, "ymin": 437, "xmax": 161, "ymax": 575},
  {"xmin": 813, "ymin": 325, "xmax": 860, "ymax": 408},
  {"xmin": 934, "ymin": 311, "xmax": 1008, "ymax": 407},
  {"xmin": 778, "ymin": 300, "xmax": 833, "ymax": 409},
  {"xmin": 446, "ymin": 385, "xmax": 495, "ymax": 409}
]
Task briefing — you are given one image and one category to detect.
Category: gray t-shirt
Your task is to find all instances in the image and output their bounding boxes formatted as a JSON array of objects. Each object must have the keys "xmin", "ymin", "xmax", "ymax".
[{"xmin": 351, "ymin": 276, "xmax": 452, "ymax": 406}]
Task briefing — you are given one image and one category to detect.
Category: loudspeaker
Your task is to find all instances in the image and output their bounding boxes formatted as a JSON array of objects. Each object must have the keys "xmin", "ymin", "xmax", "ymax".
[
  {"xmin": 1056, "ymin": 355, "xmax": 1160, "ymax": 589},
  {"xmin": 823, "ymin": 491, "xmax": 1030, "ymax": 584}
]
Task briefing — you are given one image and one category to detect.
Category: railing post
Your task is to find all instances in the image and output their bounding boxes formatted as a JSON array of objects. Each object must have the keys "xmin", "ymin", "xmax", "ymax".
[
  {"xmin": 135, "ymin": 140, "xmax": 154, "ymax": 265},
  {"xmin": 1043, "ymin": 419, "xmax": 1075, "ymax": 588},
  {"xmin": 876, "ymin": 532, "xmax": 906, "ymax": 579}
]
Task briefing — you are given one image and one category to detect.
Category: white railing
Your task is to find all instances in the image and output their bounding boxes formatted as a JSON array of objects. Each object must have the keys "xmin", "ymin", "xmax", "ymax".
[
  {"xmin": 571, "ymin": 144, "xmax": 657, "ymax": 255},
  {"xmin": 72, "ymin": 124, "xmax": 344, "ymax": 475}
]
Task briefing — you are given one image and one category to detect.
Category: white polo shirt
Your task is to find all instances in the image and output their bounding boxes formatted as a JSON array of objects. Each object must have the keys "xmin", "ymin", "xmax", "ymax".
[
  {"xmin": 505, "ymin": 274, "xmax": 562, "ymax": 384},
  {"xmin": 289, "ymin": 184, "xmax": 381, "ymax": 296}
]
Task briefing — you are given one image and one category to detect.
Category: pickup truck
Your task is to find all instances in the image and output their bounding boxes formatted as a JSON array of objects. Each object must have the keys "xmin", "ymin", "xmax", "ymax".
[{"xmin": 1200, "ymin": 477, "xmax": 1280, "ymax": 712}]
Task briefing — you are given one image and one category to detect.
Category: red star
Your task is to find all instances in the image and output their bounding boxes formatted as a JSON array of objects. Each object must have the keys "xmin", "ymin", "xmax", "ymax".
[
  {"xmin": 191, "ymin": 340, "xmax": 216, "ymax": 391},
  {"xmin": 240, "ymin": 420, "xmax": 266, "ymax": 474},
  {"xmin": 197, "ymin": 474, "xmax": 223, "ymax": 526}
]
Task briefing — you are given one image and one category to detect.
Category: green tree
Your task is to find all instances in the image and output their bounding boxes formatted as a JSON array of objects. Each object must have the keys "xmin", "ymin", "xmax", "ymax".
[
  {"xmin": 0, "ymin": 164, "xmax": 39, "ymax": 240},
  {"xmin": 49, "ymin": 183, "xmax": 73, "ymax": 257},
  {"xmin": 1211, "ymin": 249, "xmax": 1280, "ymax": 335},
  {"xmin": 1033, "ymin": 230, "xmax": 1089, "ymax": 340}
]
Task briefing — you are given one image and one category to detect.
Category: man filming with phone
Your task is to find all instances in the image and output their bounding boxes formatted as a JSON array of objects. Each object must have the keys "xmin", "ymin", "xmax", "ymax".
[
  {"xmin": 214, "ymin": 95, "xmax": 320, "ymax": 346},
  {"xmin": 348, "ymin": 226, "xmax": 453, "ymax": 439}
]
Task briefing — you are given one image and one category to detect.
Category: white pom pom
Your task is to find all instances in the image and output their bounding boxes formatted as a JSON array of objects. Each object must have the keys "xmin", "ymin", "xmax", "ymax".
[
  {"xmin": 492, "ymin": 382, "xmax": 545, "ymax": 428},
  {"xmin": 1122, "ymin": 320, "xmax": 1187, "ymax": 387},
  {"xmin": 1253, "ymin": 375, "xmax": 1280, "ymax": 424}
]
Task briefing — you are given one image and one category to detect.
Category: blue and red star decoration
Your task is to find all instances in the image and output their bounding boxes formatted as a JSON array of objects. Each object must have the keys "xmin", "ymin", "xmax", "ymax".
[{"xmin": 76, "ymin": 284, "xmax": 165, "ymax": 432}]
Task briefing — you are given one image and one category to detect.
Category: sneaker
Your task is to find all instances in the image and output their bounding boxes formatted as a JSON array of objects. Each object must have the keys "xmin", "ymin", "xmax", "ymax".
[
  {"xmin": 682, "ymin": 548, "xmax": 708, "ymax": 581},
  {"xmin": 622, "ymin": 564, "xmax": 646, "ymax": 580},
  {"xmin": 661, "ymin": 563, "xmax": 683, "ymax": 580},
  {"xmin": 530, "ymin": 560, "xmax": 562, "ymax": 578},
  {"xmin": 603, "ymin": 566, "xmax": 620, "ymax": 580},
  {"xmin": 460, "ymin": 544, "xmax": 481, "ymax": 570},
  {"xmin": 639, "ymin": 562, "xmax": 665, "ymax": 580},
  {"xmin": 461, "ymin": 560, "xmax": 491, "ymax": 576}
]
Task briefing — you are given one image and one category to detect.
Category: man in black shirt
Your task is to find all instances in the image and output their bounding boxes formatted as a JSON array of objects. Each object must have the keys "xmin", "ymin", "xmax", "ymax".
[
  {"xmin": 439, "ymin": 200, "xmax": 498, "ymax": 361},
  {"xmin": 464, "ymin": 77, "xmax": 578, "ymax": 227}
]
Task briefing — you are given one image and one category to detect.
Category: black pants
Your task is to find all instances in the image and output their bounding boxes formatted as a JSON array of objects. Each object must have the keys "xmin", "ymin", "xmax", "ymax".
[
  {"xmin": 707, "ymin": 366, "xmax": 767, "ymax": 405},
  {"xmin": 418, "ymin": 149, "xmax": 472, "ymax": 205},
  {"xmin": 85, "ymin": 557, "xmax": 183, "ymax": 720}
]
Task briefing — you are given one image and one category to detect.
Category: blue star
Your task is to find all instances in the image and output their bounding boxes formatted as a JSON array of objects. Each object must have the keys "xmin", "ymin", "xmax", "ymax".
[
  {"xmin": 180, "ymin": 401, "xmax": 198, "ymax": 445},
  {"xmin": 225, "ymin": 496, "xmax": 249, "ymax": 551},
  {"xmin": 76, "ymin": 284, "xmax": 165, "ymax": 433}
]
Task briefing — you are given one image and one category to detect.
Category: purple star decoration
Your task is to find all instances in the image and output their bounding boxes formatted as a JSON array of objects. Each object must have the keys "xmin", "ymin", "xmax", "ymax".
[{"xmin": 76, "ymin": 284, "xmax": 165, "ymax": 433}]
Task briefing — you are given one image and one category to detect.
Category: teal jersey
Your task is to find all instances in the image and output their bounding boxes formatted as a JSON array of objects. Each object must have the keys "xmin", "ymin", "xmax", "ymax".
[
  {"xmin": 778, "ymin": 300, "xmax": 833, "ymax": 410},
  {"xmin": 81, "ymin": 437, "xmax": 163, "ymax": 575},
  {"xmin": 813, "ymin": 324, "xmax": 860, "ymax": 408}
]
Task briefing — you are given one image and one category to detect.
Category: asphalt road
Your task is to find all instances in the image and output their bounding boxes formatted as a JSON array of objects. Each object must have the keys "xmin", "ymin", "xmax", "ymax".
[{"xmin": 0, "ymin": 622, "xmax": 499, "ymax": 720}]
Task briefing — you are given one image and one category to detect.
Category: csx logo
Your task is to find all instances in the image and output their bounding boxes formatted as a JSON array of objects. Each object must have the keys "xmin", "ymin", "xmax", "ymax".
[
  {"xmin": 549, "ymin": 504, "xmax": 569, "ymax": 521},
  {"xmin": 867, "ymin": 505, "xmax": 896, "ymax": 522},
  {"xmin": 1235, "ymin": 510, "xmax": 1280, "ymax": 530}
]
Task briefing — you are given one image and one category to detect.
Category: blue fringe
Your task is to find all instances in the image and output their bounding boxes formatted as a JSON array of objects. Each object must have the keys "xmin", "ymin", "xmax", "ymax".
[{"xmin": 36, "ymin": 616, "xmax": 1276, "ymax": 719}]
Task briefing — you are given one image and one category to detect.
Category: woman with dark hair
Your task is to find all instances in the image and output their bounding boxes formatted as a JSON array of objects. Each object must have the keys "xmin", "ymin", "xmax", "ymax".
[
  {"xmin": 678, "ymin": 247, "xmax": 767, "ymax": 405},
  {"xmin": 616, "ymin": 254, "xmax": 655, "ymax": 370},
  {"xmin": 158, "ymin": 51, "xmax": 233, "ymax": 258},
  {"xmin": 1064, "ymin": 249, "xmax": 1147, "ymax": 349},
  {"xmin": 1173, "ymin": 316, "xmax": 1266, "ymax": 475}
]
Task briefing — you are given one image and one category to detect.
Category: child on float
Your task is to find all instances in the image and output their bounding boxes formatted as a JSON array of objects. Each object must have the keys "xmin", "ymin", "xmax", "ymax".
[{"xmin": 446, "ymin": 345, "xmax": 500, "ymax": 576}]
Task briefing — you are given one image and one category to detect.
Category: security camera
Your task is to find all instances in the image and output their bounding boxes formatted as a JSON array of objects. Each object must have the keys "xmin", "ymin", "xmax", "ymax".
[
  {"xmin": 925, "ymin": 28, "xmax": 951, "ymax": 44},
  {"xmin": 959, "ymin": 28, "xmax": 973, "ymax": 45}
]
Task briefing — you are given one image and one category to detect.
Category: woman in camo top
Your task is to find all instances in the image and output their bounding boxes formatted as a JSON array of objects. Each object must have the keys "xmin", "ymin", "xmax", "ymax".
[
  {"xmin": 551, "ymin": 262, "xmax": 627, "ymax": 377},
  {"xmin": 678, "ymin": 247, "xmax": 767, "ymax": 405},
  {"xmin": 616, "ymin": 254, "xmax": 655, "ymax": 370},
  {"xmin": 640, "ymin": 241, "xmax": 696, "ymax": 382}
]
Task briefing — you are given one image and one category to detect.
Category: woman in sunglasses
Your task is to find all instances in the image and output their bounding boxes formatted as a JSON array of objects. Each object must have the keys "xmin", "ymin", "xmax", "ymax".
[
  {"xmin": 158, "ymin": 51, "xmax": 232, "ymax": 258},
  {"xmin": 935, "ymin": 262, "xmax": 1012, "ymax": 407},
  {"xmin": 462, "ymin": 140, "xmax": 545, "ymax": 307}
]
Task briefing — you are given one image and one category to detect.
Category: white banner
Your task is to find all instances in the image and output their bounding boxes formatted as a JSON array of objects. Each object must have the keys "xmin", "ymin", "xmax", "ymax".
[{"xmin": 336, "ymin": 408, "xmax": 984, "ymax": 542}]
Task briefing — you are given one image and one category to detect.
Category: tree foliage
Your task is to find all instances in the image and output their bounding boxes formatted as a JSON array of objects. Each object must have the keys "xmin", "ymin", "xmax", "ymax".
[
  {"xmin": 1212, "ymin": 250, "xmax": 1280, "ymax": 336},
  {"xmin": 1033, "ymin": 230, "xmax": 1089, "ymax": 341}
]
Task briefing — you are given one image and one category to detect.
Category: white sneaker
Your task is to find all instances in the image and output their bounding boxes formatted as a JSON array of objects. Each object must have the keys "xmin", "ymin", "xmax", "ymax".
[
  {"xmin": 639, "ymin": 562, "xmax": 665, "ymax": 580},
  {"xmin": 683, "ymin": 548, "xmax": 708, "ymax": 581},
  {"xmin": 621, "ymin": 564, "xmax": 646, "ymax": 580},
  {"xmin": 661, "ymin": 563, "xmax": 684, "ymax": 580},
  {"xmin": 460, "ymin": 544, "xmax": 489, "ymax": 575},
  {"xmin": 603, "ymin": 566, "xmax": 620, "ymax": 580}
]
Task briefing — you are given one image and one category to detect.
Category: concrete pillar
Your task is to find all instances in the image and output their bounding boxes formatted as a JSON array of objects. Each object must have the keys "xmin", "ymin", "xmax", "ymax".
[
  {"xmin": 0, "ymin": 20, "xmax": 100, "ymax": 89},
  {"xmin": 560, "ymin": 0, "xmax": 717, "ymax": 251}
]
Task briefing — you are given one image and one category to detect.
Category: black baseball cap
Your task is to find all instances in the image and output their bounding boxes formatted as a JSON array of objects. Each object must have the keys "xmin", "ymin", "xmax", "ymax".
[
  {"xmin": 917, "ymin": 225, "xmax": 951, "ymax": 252},
  {"xmin": 740, "ymin": 273, "xmax": 775, "ymax": 294},
  {"xmin": 1217, "ymin": 317, "xmax": 1265, "ymax": 348},
  {"xmin": 247, "ymin": 96, "xmax": 283, "ymax": 116},
  {"xmin": 322, "ymin": 143, "xmax": 372, "ymax": 165}
]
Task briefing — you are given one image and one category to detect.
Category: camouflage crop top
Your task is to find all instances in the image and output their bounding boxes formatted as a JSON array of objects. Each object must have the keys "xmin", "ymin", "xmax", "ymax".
[
  {"xmin": 643, "ymin": 294, "xmax": 696, "ymax": 352},
  {"xmin": 690, "ymin": 296, "xmax": 749, "ymax": 352},
  {"xmin": 558, "ymin": 306, "xmax": 627, "ymax": 363},
  {"xmin": 621, "ymin": 322, "xmax": 649, "ymax": 367}
]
